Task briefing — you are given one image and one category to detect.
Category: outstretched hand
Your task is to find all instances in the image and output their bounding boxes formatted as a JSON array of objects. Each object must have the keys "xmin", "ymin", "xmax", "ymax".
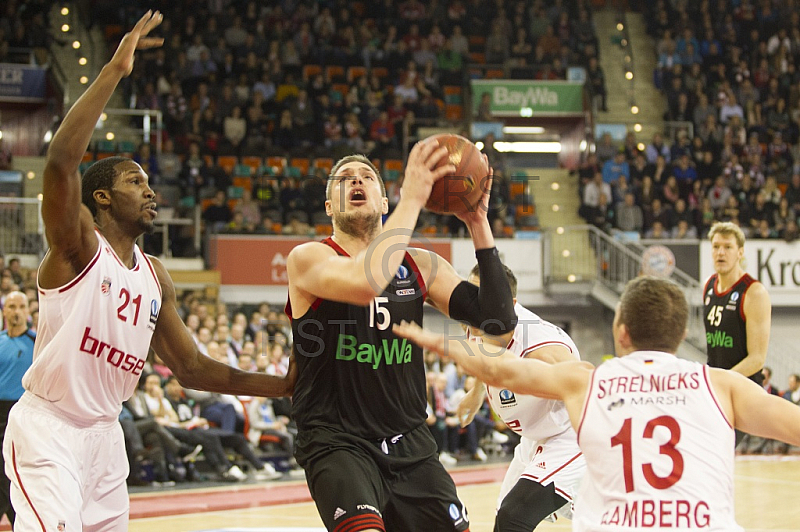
[
  {"xmin": 109, "ymin": 10, "xmax": 164, "ymax": 77},
  {"xmin": 392, "ymin": 321, "xmax": 444, "ymax": 354}
]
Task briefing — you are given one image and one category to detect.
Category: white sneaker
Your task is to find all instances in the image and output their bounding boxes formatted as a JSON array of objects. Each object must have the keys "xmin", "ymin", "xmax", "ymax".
[
  {"xmin": 253, "ymin": 463, "xmax": 283, "ymax": 481},
  {"xmin": 473, "ymin": 448, "xmax": 488, "ymax": 462},
  {"xmin": 224, "ymin": 465, "xmax": 247, "ymax": 481},
  {"xmin": 439, "ymin": 452, "xmax": 457, "ymax": 467},
  {"xmin": 182, "ymin": 444, "xmax": 204, "ymax": 462},
  {"xmin": 492, "ymin": 431, "xmax": 509, "ymax": 444}
]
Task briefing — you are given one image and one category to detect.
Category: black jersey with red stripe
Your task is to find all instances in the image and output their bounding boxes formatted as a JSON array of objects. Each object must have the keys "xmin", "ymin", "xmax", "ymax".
[
  {"xmin": 703, "ymin": 272, "xmax": 762, "ymax": 384},
  {"xmin": 288, "ymin": 237, "xmax": 428, "ymax": 438}
]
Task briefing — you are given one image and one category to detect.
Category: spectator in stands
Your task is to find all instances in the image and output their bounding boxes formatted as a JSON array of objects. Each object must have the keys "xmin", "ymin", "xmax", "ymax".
[
  {"xmin": 750, "ymin": 192, "xmax": 776, "ymax": 230},
  {"xmin": 595, "ymin": 132, "xmax": 617, "ymax": 163},
  {"xmin": 645, "ymin": 198, "xmax": 674, "ymax": 234},
  {"xmin": 672, "ymin": 219, "xmax": 698, "ymax": 239},
  {"xmin": 246, "ymin": 396, "xmax": 295, "ymax": 455},
  {"xmin": 646, "ymin": 133, "xmax": 671, "ymax": 164},
  {"xmin": 586, "ymin": 57, "xmax": 607, "ymax": 111},
  {"xmin": 180, "ymin": 141, "xmax": 211, "ymax": 197},
  {"xmin": 672, "ymin": 153, "xmax": 698, "ymax": 197},
  {"xmin": 708, "ymin": 175, "xmax": 733, "ymax": 212},
  {"xmin": 203, "ymin": 190, "xmax": 233, "ymax": 232},
  {"xmin": 587, "ymin": 193, "xmax": 614, "ymax": 232},
  {"xmin": 753, "ymin": 219, "xmax": 778, "ymax": 239},
  {"xmin": 602, "ymin": 150, "xmax": 630, "ymax": 185},
  {"xmin": 616, "ymin": 192, "xmax": 644, "ymax": 233},
  {"xmin": 785, "ymin": 173, "xmax": 800, "ymax": 211},
  {"xmin": 133, "ymin": 143, "xmax": 159, "ymax": 185},
  {"xmin": 370, "ymin": 111, "xmax": 397, "ymax": 156},
  {"xmin": 157, "ymin": 138, "xmax": 182, "ymax": 186},
  {"xmin": 581, "ymin": 172, "xmax": 612, "ymax": 223}
]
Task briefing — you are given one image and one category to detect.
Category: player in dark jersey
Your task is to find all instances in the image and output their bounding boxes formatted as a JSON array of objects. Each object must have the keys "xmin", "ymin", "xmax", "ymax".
[
  {"xmin": 286, "ymin": 143, "xmax": 517, "ymax": 532},
  {"xmin": 703, "ymin": 222, "xmax": 771, "ymax": 386}
]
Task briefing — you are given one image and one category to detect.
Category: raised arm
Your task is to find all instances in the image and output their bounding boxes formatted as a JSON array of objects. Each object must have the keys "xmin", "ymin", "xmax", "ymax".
[
  {"xmin": 288, "ymin": 139, "xmax": 454, "ymax": 307},
  {"xmin": 41, "ymin": 12, "xmax": 163, "ymax": 275},
  {"xmin": 732, "ymin": 282, "xmax": 770, "ymax": 378},
  {"xmin": 148, "ymin": 256, "xmax": 295, "ymax": 397},
  {"xmin": 415, "ymin": 165, "xmax": 517, "ymax": 337},
  {"xmin": 393, "ymin": 321, "xmax": 594, "ymax": 427}
]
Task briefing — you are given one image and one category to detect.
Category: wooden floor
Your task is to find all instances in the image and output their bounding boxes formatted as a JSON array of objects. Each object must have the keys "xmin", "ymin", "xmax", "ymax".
[{"xmin": 122, "ymin": 456, "xmax": 800, "ymax": 532}]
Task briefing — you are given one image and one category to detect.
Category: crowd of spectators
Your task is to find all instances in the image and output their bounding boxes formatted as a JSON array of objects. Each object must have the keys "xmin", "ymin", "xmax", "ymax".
[
  {"xmin": 577, "ymin": 0, "xmax": 800, "ymax": 241},
  {"xmin": 88, "ymin": 0, "xmax": 600, "ymax": 243}
]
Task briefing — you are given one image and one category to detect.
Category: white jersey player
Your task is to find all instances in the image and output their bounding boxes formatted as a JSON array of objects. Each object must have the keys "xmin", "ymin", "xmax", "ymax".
[
  {"xmin": 395, "ymin": 276, "xmax": 800, "ymax": 532},
  {"xmin": 23, "ymin": 230, "xmax": 161, "ymax": 421},
  {"xmin": 459, "ymin": 265, "xmax": 586, "ymax": 531},
  {"xmin": 3, "ymin": 13, "xmax": 294, "ymax": 532},
  {"xmin": 575, "ymin": 351, "xmax": 739, "ymax": 531}
]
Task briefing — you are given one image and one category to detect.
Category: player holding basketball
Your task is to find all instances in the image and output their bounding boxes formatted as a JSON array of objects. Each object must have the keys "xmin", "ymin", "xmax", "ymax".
[
  {"xmin": 704, "ymin": 221, "xmax": 771, "ymax": 385},
  {"xmin": 3, "ymin": 13, "xmax": 294, "ymax": 531},
  {"xmin": 395, "ymin": 276, "xmax": 800, "ymax": 532},
  {"xmin": 458, "ymin": 264, "xmax": 586, "ymax": 531},
  {"xmin": 286, "ymin": 146, "xmax": 516, "ymax": 531}
]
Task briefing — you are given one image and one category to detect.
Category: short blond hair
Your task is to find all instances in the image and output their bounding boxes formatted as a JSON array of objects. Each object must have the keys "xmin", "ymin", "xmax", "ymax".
[{"xmin": 708, "ymin": 221, "xmax": 745, "ymax": 248}]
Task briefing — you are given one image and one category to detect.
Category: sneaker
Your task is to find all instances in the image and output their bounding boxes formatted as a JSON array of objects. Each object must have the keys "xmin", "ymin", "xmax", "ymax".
[
  {"xmin": 182, "ymin": 444, "xmax": 203, "ymax": 462},
  {"xmin": 492, "ymin": 431, "xmax": 509, "ymax": 444},
  {"xmin": 473, "ymin": 448, "xmax": 488, "ymax": 462},
  {"xmin": 439, "ymin": 452, "xmax": 457, "ymax": 467},
  {"xmin": 223, "ymin": 465, "xmax": 247, "ymax": 482},
  {"xmin": 252, "ymin": 463, "xmax": 283, "ymax": 481}
]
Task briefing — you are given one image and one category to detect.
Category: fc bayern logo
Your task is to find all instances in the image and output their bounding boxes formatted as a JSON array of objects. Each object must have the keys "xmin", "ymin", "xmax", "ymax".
[{"xmin": 641, "ymin": 245, "xmax": 676, "ymax": 277}]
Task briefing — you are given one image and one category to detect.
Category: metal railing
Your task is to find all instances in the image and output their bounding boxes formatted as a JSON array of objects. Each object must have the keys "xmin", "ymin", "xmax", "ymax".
[
  {"xmin": 543, "ymin": 225, "xmax": 705, "ymax": 350},
  {"xmin": 0, "ymin": 197, "xmax": 45, "ymax": 258}
]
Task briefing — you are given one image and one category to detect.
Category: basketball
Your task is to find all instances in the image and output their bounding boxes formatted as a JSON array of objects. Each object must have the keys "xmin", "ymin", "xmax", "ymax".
[{"xmin": 424, "ymin": 134, "xmax": 490, "ymax": 215}]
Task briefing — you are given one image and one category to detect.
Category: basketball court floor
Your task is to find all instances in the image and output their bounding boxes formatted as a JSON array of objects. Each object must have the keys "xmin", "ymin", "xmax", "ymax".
[
  {"xmin": 1, "ymin": 456, "xmax": 798, "ymax": 531},
  {"xmin": 124, "ymin": 456, "xmax": 800, "ymax": 531}
]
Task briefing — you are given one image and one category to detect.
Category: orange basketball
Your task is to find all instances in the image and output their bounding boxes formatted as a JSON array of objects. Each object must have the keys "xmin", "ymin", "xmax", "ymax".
[{"xmin": 424, "ymin": 134, "xmax": 490, "ymax": 215}]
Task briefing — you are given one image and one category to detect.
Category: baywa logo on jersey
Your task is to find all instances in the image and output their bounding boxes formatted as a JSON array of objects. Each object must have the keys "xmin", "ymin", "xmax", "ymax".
[
  {"xmin": 149, "ymin": 299, "xmax": 160, "ymax": 330},
  {"xmin": 499, "ymin": 389, "xmax": 516, "ymax": 406},
  {"xmin": 101, "ymin": 277, "xmax": 112, "ymax": 296},
  {"xmin": 393, "ymin": 264, "xmax": 412, "ymax": 286}
]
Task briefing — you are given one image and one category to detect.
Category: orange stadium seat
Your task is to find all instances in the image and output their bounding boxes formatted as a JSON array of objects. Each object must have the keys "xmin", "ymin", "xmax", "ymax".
[
  {"xmin": 486, "ymin": 69, "xmax": 505, "ymax": 79},
  {"xmin": 347, "ymin": 66, "xmax": 367, "ymax": 82},
  {"xmin": 313, "ymin": 158, "xmax": 334, "ymax": 175},
  {"xmin": 325, "ymin": 65, "xmax": 345, "ymax": 83},
  {"xmin": 289, "ymin": 157, "xmax": 310, "ymax": 177},
  {"xmin": 445, "ymin": 104, "xmax": 463, "ymax": 121},
  {"xmin": 265, "ymin": 156, "xmax": 287, "ymax": 175},
  {"xmin": 302, "ymin": 64, "xmax": 322, "ymax": 81},
  {"xmin": 384, "ymin": 159, "xmax": 404, "ymax": 181},
  {"xmin": 232, "ymin": 176, "xmax": 252, "ymax": 192},
  {"xmin": 216, "ymin": 156, "xmax": 237, "ymax": 175},
  {"xmin": 240, "ymin": 156, "xmax": 262, "ymax": 174},
  {"xmin": 372, "ymin": 67, "xmax": 389, "ymax": 79},
  {"xmin": 203, "ymin": 155, "xmax": 214, "ymax": 168},
  {"xmin": 469, "ymin": 52, "xmax": 486, "ymax": 64},
  {"xmin": 315, "ymin": 224, "xmax": 333, "ymax": 236},
  {"xmin": 468, "ymin": 35, "xmax": 486, "ymax": 51}
]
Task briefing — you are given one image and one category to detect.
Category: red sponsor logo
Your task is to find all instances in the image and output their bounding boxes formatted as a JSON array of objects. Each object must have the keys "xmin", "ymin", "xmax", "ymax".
[{"xmin": 79, "ymin": 327, "xmax": 146, "ymax": 375}]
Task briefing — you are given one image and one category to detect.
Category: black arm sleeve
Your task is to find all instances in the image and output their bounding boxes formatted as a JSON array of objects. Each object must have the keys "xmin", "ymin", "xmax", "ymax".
[{"xmin": 448, "ymin": 247, "xmax": 517, "ymax": 335}]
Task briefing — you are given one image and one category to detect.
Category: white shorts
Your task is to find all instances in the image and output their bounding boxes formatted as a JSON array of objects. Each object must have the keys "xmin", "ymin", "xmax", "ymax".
[
  {"xmin": 2, "ymin": 393, "xmax": 129, "ymax": 532},
  {"xmin": 498, "ymin": 430, "xmax": 586, "ymax": 521}
]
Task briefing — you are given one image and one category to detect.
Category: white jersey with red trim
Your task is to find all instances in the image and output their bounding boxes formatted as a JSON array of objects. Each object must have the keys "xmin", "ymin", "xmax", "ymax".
[
  {"xmin": 574, "ymin": 351, "xmax": 740, "ymax": 531},
  {"xmin": 485, "ymin": 304, "xmax": 580, "ymax": 441},
  {"xmin": 23, "ymin": 230, "xmax": 162, "ymax": 423}
]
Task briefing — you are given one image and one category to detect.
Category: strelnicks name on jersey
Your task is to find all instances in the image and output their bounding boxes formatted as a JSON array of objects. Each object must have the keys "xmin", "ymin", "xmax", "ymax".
[{"xmin": 596, "ymin": 371, "xmax": 701, "ymax": 399}]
